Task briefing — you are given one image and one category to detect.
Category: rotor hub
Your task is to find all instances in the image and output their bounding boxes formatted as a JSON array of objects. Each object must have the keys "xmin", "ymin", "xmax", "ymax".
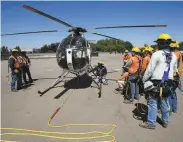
[{"xmin": 69, "ymin": 27, "xmax": 87, "ymax": 33}]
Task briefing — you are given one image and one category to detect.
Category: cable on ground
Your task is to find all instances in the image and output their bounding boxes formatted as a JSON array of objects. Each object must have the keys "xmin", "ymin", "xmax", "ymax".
[{"xmin": 1, "ymin": 89, "xmax": 116, "ymax": 142}]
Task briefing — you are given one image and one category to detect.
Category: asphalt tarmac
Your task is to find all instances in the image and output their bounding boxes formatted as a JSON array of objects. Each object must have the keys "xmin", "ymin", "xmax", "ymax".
[{"xmin": 1, "ymin": 53, "xmax": 183, "ymax": 142}]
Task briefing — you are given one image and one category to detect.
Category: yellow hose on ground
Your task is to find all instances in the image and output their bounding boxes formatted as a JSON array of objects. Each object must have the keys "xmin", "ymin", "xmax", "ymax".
[{"xmin": 1, "ymin": 90, "xmax": 116, "ymax": 142}]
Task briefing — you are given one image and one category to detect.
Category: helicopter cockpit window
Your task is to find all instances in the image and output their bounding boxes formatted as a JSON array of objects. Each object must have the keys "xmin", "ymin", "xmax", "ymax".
[
  {"xmin": 60, "ymin": 36, "xmax": 72, "ymax": 49},
  {"xmin": 73, "ymin": 50, "xmax": 87, "ymax": 58},
  {"xmin": 70, "ymin": 37, "xmax": 87, "ymax": 59},
  {"xmin": 70, "ymin": 37, "xmax": 86, "ymax": 49}
]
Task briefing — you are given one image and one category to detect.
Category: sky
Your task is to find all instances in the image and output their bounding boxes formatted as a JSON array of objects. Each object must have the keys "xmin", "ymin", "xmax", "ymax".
[{"xmin": 1, "ymin": 1, "xmax": 183, "ymax": 49}]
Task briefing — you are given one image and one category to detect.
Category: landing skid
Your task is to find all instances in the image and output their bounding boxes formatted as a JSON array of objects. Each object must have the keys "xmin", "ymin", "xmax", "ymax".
[
  {"xmin": 37, "ymin": 67, "xmax": 103, "ymax": 98},
  {"xmin": 38, "ymin": 70, "xmax": 69, "ymax": 96}
]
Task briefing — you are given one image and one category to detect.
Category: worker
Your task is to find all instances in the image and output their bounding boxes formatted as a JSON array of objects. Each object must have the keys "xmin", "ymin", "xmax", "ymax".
[
  {"xmin": 122, "ymin": 50, "xmax": 132, "ymax": 74},
  {"xmin": 8, "ymin": 48, "xmax": 21, "ymax": 91},
  {"xmin": 140, "ymin": 47, "xmax": 152, "ymax": 75},
  {"xmin": 138, "ymin": 47, "xmax": 152, "ymax": 95},
  {"xmin": 17, "ymin": 50, "xmax": 25, "ymax": 87},
  {"xmin": 168, "ymin": 40, "xmax": 182, "ymax": 114},
  {"xmin": 123, "ymin": 50, "xmax": 131, "ymax": 65},
  {"xmin": 139, "ymin": 47, "xmax": 145, "ymax": 58},
  {"xmin": 116, "ymin": 47, "xmax": 141, "ymax": 103},
  {"xmin": 171, "ymin": 40, "xmax": 182, "ymax": 76},
  {"xmin": 91, "ymin": 62, "xmax": 108, "ymax": 85},
  {"xmin": 21, "ymin": 49, "xmax": 33, "ymax": 83},
  {"xmin": 139, "ymin": 34, "xmax": 178, "ymax": 129}
]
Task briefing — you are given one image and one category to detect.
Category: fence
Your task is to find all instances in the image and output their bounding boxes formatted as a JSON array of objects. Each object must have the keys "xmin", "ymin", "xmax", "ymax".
[
  {"xmin": 1, "ymin": 53, "xmax": 56, "ymax": 61},
  {"xmin": 1, "ymin": 54, "xmax": 10, "ymax": 60}
]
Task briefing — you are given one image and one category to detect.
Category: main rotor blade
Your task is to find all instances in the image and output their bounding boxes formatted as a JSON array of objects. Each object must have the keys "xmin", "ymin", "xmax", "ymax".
[
  {"xmin": 91, "ymin": 32, "xmax": 121, "ymax": 41},
  {"xmin": 88, "ymin": 25, "xmax": 167, "ymax": 30},
  {"xmin": 1, "ymin": 30, "xmax": 66, "ymax": 36},
  {"xmin": 22, "ymin": 5, "xmax": 73, "ymax": 28}
]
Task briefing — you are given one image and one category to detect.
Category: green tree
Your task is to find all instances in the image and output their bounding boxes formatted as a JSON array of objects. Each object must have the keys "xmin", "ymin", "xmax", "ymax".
[
  {"xmin": 40, "ymin": 44, "xmax": 49, "ymax": 53},
  {"xmin": 1, "ymin": 46, "xmax": 9, "ymax": 54},
  {"xmin": 144, "ymin": 44, "xmax": 148, "ymax": 47},
  {"xmin": 91, "ymin": 38, "xmax": 133, "ymax": 52},
  {"xmin": 15, "ymin": 46, "xmax": 21, "ymax": 52}
]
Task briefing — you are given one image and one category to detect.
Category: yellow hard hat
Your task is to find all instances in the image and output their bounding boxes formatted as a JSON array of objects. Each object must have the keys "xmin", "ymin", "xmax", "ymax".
[
  {"xmin": 170, "ymin": 40, "xmax": 179, "ymax": 48},
  {"xmin": 125, "ymin": 50, "xmax": 129, "ymax": 53},
  {"xmin": 154, "ymin": 33, "xmax": 172, "ymax": 43},
  {"xmin": 149, "ymin": 47, "xmax": 154, "ymax": 52},
  {"xmin": 145, "ymin": 47, "xmax": 153, "ymax": 52},
  {"xmin": 98, "ymin": 61, "xmax": 104, "ymax": 65},
  {"xmin": 132, "ymin": 47, "xmax": 140, "ymax": 53},
  {"xmin": 21, "ymin": 49, "xmax": 25, "ymax": 52},
  {"xmin": 12, "ymin": 48, "xmax": 18, "ymax": 52},
  {"xmin": 158, "ymin": 34, "xmax": 171, "ymax": 40}
]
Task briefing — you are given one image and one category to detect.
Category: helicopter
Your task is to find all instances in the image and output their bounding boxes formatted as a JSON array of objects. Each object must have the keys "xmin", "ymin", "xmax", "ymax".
[{"xmin": 1, "ymin": 5, "xmax": 167, "ymax": 97}]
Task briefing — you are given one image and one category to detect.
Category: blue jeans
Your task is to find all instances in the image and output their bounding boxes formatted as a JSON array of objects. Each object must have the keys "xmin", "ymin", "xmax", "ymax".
[
  {"xmin": 11, "ymin": 72, "xmax": 21, "ymax": 89},
  {"xmin": 147, "ymin": 93, "xmax": 170, "ymax": 126},
  {"xmin": 169, "ymin": 88, "xmax": 178, "ymax": 112},
  {"xmin": 11, "ymin": 73, "xmax": 17, "ymax": 89},
  {"xmin": 130, "ymin": 81, "xmax": 139, "ymax": 101}
]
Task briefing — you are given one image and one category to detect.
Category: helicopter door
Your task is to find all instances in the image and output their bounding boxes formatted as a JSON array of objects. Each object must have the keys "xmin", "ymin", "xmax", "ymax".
[
  {"xmin": 87, "ymin": 48, "xmax": 91, "ymax": 64},
  {"xmin": 66, "ymin": 48, "xmax": 74, "ymax": 70}
]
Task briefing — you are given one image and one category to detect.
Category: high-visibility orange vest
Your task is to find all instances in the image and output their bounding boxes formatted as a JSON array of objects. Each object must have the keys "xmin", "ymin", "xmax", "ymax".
[
  {"xmin": 123, "ymin": 54, "xmax": 131, "ymax": 61},
  {"xmin": 140, "ymin": 55, "xmax": 151, "ymax": 74},
  {"xmin": 8, "ymin": 55, "xmax": 20, "ymax": 69},
  {"xmin": 17, "ymin": 56, "xmax": 24, "ymax": 67},
  {"xmin": 174, "ymin": 51, "xmax": 182, "ymax": 76},
  {"xmin": 22, "ymin": 56, "xmax": 28, "ymax": 65},
  {"xmin": 128, "ymin": 55, "xmax": 140, "ymax": 74}
]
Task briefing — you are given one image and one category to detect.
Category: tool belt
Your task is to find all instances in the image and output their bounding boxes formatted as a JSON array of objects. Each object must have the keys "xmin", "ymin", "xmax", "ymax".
[
  {"xmin": 128, "ymin": 73, "xmax": 138, "ymax": 82},
  {"xmin": 147, "ymin": 80, "xmax": 177, "ymax": 98}
]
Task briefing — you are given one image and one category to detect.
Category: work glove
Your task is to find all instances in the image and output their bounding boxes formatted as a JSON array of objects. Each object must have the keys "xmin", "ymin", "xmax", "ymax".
[
  {"xmin": 178, "ymin": 72, "xmax": 182, "ymax": 77},
  {"xmin": 14, "ymin": 69, "xmax": 19, "ymax": 73}
]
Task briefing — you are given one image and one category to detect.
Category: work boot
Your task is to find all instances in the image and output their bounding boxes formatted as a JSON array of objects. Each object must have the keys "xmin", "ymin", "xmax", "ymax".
[
  {"xmin": 17, "ymin": 86, "xmax": 23, "ymax": 90},
  {"xmin": 123, "ymin": 99, "xmax": 133, "ymax": 104},
  {"xmin": 139, "ymin": 122, "xmax": 156, "ymax": 130},
  {"xmin": 135, "ymin": 95, "xmax": 141, "ymax": 101},
  {"xmin": 11, "ymin": 88, "xmax": 19, "ymax": 92},
  {"xmin": 114, "ymin": 88, "xmax": 122, "ymax": 94},
  {"xmin": 24, "ymin": 81, "xmax": 29, "ymax": 84},
  {"xmin": 115, "ymin": 88, "xmax": 122, "ymax": 91},
  {"xmin": 162, "ymin": 122, "xmax": 168, "ymax": 128},
  {"xmin": 29, "ymin": 80, "xmax": 33, "ymax": 83},
  {"xmin": 173, "ymin": 110, "xmax": 177, "ymax": 113}
]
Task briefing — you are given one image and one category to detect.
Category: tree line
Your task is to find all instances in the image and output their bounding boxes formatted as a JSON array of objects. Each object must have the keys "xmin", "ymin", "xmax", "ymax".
[{"xmin": 1, "ymin": 39, "xmax": 183, "ymax": 54}]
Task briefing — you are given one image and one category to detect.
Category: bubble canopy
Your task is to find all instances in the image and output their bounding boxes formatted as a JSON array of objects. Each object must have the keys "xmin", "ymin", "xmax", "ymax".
[{"xmin": 56, "ymin": 34, "xmax": 90, "ymax": 70}]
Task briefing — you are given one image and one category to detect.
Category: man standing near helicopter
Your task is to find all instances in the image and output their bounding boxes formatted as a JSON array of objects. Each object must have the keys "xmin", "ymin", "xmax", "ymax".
[
  {"xmin": 90, "ymin": 62, "xmax": 108, "ymax": 85},
  {"xmin": 8, "ymin": 48, "xmax": 22, "ymax": 91},
  {"xmin": 21, "ymin": 49, "xmax": 33, "ymax": 84}
]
